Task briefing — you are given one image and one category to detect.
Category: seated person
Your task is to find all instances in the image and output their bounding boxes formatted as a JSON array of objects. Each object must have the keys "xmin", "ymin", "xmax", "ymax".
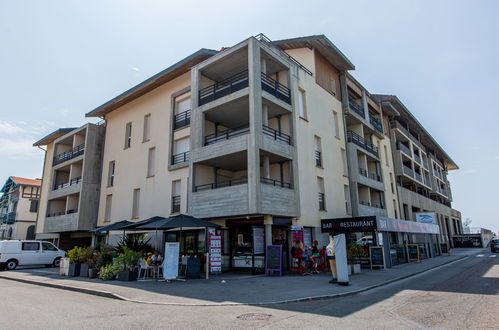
[{"xmin": 150, "ymin": 250, "xmax": 163, "ymax": 266}]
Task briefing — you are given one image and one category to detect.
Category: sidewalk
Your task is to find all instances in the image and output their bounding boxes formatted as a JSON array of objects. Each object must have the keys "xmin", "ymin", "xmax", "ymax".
[{"xmin": 0, "ymin": 248, "xmax": 483, "ymax": 306}]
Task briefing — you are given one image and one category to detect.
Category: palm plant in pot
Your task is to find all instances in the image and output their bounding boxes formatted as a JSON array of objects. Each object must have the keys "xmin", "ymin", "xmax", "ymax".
[{"xmin": 116, "ymin": 247, "xmax": 140, "ymax": 281}]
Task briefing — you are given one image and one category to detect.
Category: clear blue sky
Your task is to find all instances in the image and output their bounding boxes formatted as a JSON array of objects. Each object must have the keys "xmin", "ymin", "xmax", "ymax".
[{"xmin": 1, "ymin": 1, "xmax": 497, "ymax": 232}]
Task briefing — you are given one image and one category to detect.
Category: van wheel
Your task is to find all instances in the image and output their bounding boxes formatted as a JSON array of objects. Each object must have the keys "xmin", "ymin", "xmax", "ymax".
[
  {"xmin": 6, "ymin": 259, "xmax": 18, "ymax": 270},
  {"xmin": 52, "ymin": 257, "xmax": 61, "ymax": 268}
]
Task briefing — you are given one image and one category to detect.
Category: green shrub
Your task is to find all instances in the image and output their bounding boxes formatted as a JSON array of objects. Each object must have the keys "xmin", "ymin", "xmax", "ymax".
[
  {"xmin": 67, "ymin": 246, "xmax": 86, "ymax": 264},
  {"xmin": 98, "ymin": 264, "xmax": 120, "ymax": 280},
  {"xmin": 116, "ymin": 247, "xmax": 141, "ymax": 271},
  {"xmin": 95, "ymin": 244, "xmax": 117, "ymax": 269}
]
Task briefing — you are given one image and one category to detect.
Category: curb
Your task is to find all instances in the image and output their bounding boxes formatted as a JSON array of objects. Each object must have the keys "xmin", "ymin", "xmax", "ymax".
[{"xmin": 0, "ymin": 253, "xmax": 475, "ymax": 306}]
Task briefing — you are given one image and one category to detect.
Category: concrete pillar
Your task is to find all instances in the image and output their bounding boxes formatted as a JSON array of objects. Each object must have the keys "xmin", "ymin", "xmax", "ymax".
[
  {"xmin": 262, "ymin": 104, "xmax": 269, "ymax": 126},
  {"xmin": 361, "ymin": 89, "xmax": 369, "ymax": 121},
  {"xmin": 263, "ymin": 156, "xmax": 270, "ymax": 179},
  {"xmin": 261, "ymin": 57, "xmax": 267, "ymax": 75}
]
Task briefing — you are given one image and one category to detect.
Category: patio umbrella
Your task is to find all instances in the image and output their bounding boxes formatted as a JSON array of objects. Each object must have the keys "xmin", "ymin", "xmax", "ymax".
[
  {"xmin": 121, "ymin": 216, "xmax": 170, "ymax": 250},
  {"xmin": 90, "ymin": 220, "xmax": 133, "ymax": 235}
]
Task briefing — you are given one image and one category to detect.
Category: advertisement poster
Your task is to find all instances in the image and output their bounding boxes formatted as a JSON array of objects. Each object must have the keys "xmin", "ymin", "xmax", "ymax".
[
  {"xmin": 252, "ymin": 227, "xmax": 265, "ymax": 254},
  {"xmin": 209, "ymin": 235, "xmax": 222, "ymax": 273}
]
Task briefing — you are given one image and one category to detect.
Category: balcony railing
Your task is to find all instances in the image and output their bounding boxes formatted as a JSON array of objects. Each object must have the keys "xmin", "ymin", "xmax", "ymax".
[
  {"xmin": 403, "ymin": 165, "xmax": 414, "ymax": 178},
  {"xmin": 171, "ymin": 195, "xmax": 181, "ymax": 213},
  {"xmin": 262, "ymin": 125, "xmax": 292, "ymax": 145},
  {"xmin": 315, "ymin": 150, "xmax": 322, "ymax": 167},
  {"xmin": 53, "ymin": 144, "xmax": 85, "ymax": 166},
  {"xmin": 261, "ymin": 72, "xmax": 291, "ymax": 104},
  {"xmin": 369, "ymin": 114, "xmax": 383, "ymax": 134},
  {"xmin": 414, "ymin": 153, "xmax": 421, "ymax": 164},
  {"xmin": 347, "ymin": 131, "xmax": 379, "ymax": 157},
  {"xmin": 204, "ymin": 126, "xmax": 250, "ymax": 146},
  {"xmin": 198, "ymin": 70, "xmax": 249, "ymax": 106},
  {"xmin": 53, "ymin": 176, "xmax": 82, "ymax": 191},
  {"xmin": 318, "ymin": 192, "xmax": 326, "ymax": 211},
  {"xmin": 173, "ymin": 110, "xmax": 191, "ymax": 130},
  {"xmin": 414, "ymin": 172, "xmax": 423, "ymax": 182},
  {"xmin": 171, "ymin": 151, "xmax": 190, "ymax": 165},
  {"xmin": 397, "ymin": 141, "xmax": 412, "ymax": 157},
  {"xmin": 348, "ymin": 98, "xmax": 365, "ymax": 118},
  {"xmin": 194, "ymin": 177, "xmax": 248, "ymax": 192},
  {"xmin": 47, "ymin": 209, "xmax": 78, "ymax": 218},
  {"xmin": 359, "ymin": 168, "xmax": 381, "ymax": 182},
  {"xmin": 260, "ymin": 177, "xmax": 293, "ymax": 189}
]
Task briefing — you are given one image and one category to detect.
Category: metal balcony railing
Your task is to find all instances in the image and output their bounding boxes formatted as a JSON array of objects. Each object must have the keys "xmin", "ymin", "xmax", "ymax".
[
  {"xmin": 194, "ymin": 177, "xmax": 248, "ymax": 192},
  {"xmin": 261, "ymin": 72, "xmax": 291, "ymax": 104},
  {"xmin": 315, "ymin": 150, "xmax": 322, "ymax": 167},
  {"xmin": 53, "ymin": 144, "xmax": 85, "ymax": 166},
  {"xmin": 414, "ymin": 172, "xmax": 423, "ymax": 183},
  {"xmin": 414, "ymin": 153, "xmax": 421, "ymax": 164},
  {"xmin": 262, "ymin": 125, "xmax": 292, "ymax": 145},
  {"xmin": 348, "ymin": 97, "xmax": 365, "ymax": 118},
  {"xmin": 318, "ymin": 192, "xmax": 326, "ymax": 211},
  {"xmin": 359, "ymin": 168, "xmax": 382, "ymax": 182},
  {"xmin": 46, "ymin": 209, "xmax": 78, "ymax": 218},
  {"xmin": 369, "ymin": 114, "xmax": 383, "ymax": 134},
  {"xmin": 403, "ymin": 166, "xmax": 414, "ymax": 178},
  {"xmin": 171, "ymin": 195, "xmax": 181, "ymax": 213},
  {"xmin": 260, "ymin": 177, "xmax": 293, "ymax": 189},
  {"xmin": 171, "ymin": 151, "xmax": 190, "ymax": 165},
  {"xmin": 347, "ymin": 131, "xmax": 379, "ymax": 157},
  {"xmin": 204, "ymin": 126, "xmax": 250, "ymax": 146},
  {"xmin": 198, "ymin": 70, "xmax": 249, "ymax": 106},
  {"xmin": 53, "ymin": 176, "xmax": 82, "ymax": 191},
  {"xmin": 397, "ymin": 141, "xmax": 412, "ymax": 157},
  {"xmin": 173, "ymin": 110, "xmax": 191, "ymax": 130}
]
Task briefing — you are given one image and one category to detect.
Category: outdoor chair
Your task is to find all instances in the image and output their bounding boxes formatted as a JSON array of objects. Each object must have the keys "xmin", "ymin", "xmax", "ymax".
[{"xmin": 138, "ymin": 258, "xmax": 154, "ymax": 279}]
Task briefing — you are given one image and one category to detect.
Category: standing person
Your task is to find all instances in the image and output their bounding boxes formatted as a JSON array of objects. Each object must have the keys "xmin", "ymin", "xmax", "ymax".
[
  {"xmin": 310, "ymin": 240, "xmax": 320, "ymax": 273},
  {"xmin": 326, "ymin": 236, "xmax": 337, "ymax": 283}
]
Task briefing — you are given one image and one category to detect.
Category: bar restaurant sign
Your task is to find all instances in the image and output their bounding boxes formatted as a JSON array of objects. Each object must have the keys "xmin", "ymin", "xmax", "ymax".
[{"xmin": 321, "ymin": 217, "xmax": 377, "ymax": 233}]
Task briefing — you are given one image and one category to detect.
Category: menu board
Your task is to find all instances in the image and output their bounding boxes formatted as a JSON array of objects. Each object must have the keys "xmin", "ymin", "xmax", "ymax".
[
  {"xmin": 370, "ymin": 246, "xmax": 384, "ymax": 269},
  {"xmin": 265, "ymin": 245, "xmax": 283, "ymax": 276},
  {"xmin": 163, "ymin": 242, "xmax": 180, "ymax": 280},
  {"xmin": 209, "ymin": 235, "xmax": 222, "ymax": 273},
  {"xmin": 252, "ymin": 227, "xmax": 265, "ymax": 254},
  {"xmin": 408, "ymin": 244, "xmax": 420, "ymax": 262}
]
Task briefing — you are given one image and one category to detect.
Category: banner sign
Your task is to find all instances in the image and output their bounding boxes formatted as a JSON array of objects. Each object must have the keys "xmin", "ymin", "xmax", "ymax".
[
  {"xmin": 377, "ymin": 217, "xmax": 440, "ymax": 235},
  {"xmin": 163, "ymin": 242, "xmax": 180, "ymax": 280},
  {"xmin": 321, "ymin": 217, "xmax": 376, "ymax": 233},
  {"xmin": 415, "ymin": 212, "xmax": 437, "ymax": 225},
  {"xmin": 322, "ymin": 216, "xmax": 440, "ymax": 235},
  {"xmin": 209, "ymin": 235, "xmax": 222, "ymax": 273}
]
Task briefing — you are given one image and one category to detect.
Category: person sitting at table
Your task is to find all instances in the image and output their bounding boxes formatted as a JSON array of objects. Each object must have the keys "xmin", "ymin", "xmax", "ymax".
[
  {"xmin": 310, "ymin": 240, "xmax": 320, "ymax": 273},
  {"xmin": 151, "ymin": 250, "xmax": 163, "ymax": 266}
]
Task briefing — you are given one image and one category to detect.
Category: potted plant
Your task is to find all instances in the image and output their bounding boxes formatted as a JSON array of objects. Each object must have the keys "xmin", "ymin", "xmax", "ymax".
[
  {"xmin": 67, "ymin": 246, "xmax": 85, "ymax": 277},
  {"xmin": 116, "ymin": 247, "xmax": 140, "ymax": 281},
  {"xmin": 98, "ymin": 264, "xmax": 120, "ymax": 280},
  {"xmin": 79, "ymin": 246, "xmax": 95, "ymax": 278},
  {"xmin": 348, "ymin": 243, "xmax": 368, "ymax": 274},
  {"xmin": 93, "ymin": 244, "xmax": 116, "ymax": 278}
]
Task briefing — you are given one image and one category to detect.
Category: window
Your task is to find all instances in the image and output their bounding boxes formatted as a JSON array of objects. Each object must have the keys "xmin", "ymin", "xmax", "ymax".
[
  {"xmin": 344, "ymin": 185, "xmax": 351, "ymax": 214},
  {"xmin": 341, "ymin": 149, "xmax": 348, "ymax": 176},
  {"xmin": 29, "ymin": 199, "xmax": 39, "ymax": 212},
  {"xmin": 124, "ymin": 122, "xmax": 132, "ymax": 148},
  {"xmin": 384, "ymin": 145, "xmax": 389, "ymax": 166},
  {"xmin": 318, "ymin": 177, "xmax": 325, "ymax": 211},
  {"xmin": 108, "ymin": 161, "xmax": 115, "ymax": 187},
  {"xmin": 22, "ymin": 242, "xmax": 39, "ymax": 251},
  {"xmin": 314, "ymin": 136, "xmax": 322, "ymax": 167},
  {"xmin": 132, "ymin": 188, "xmax": 140, "ymax": 219},
  {"xmin": 172, "ymin": 138, "xmax": 189, "ymax": 164},
  {"xmin": 147, "ymin": 147, "xmax": 156, "ymax": 177},
  {"xmin": 42, "ymin": 242, "xmax": 58, "ymax": 251},
  {"xmin": 104, "ymin": 194, "xmax": 112, "ymax": 222},
  {"xmin": 333, "ymin": 111, "xmax": 340, "ymax": 138},
  {"xmin": 389, "ymin": 173, "xmax": 395, "ymax": 194},
  {"xmin": 171, "ymin": 180, "xmax": 181, "ymax": 213},
  {"xmin": 143, "ymin": 114, "xmax": 151, "ymax": 142},
  {"xmin": 174, "ymin": 95, "xmax": 191, "ymax": 130},
  {"xmin": 298, "ymin": 88, "xmax": 307, "ymax": 119},
  {"xmin": 393, "ymin": 199, "xmax": 398, "ymax": 218}
]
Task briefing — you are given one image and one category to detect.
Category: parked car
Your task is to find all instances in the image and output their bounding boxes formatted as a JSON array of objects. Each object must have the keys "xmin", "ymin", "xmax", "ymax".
[
  {"xmin": 0, "ymin": 240, "xmax": 66, "ymax": 270},
  {"xmin": 490, "ymin": 238, "xmax": 499, "ymax": 253}
]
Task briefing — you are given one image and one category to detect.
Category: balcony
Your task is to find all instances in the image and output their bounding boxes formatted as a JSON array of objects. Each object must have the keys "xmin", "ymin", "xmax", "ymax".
[
  {"xmin": 173, "ymin": 110, "xmax": 191, "ymax": 130},
  {"xmin": 348, "ymin": 98, "xmax": 365, "ymax": 118},
  {"xmin": 414, "ymin": 153, "xmax": 421, "ymax": 164},
  {"xmin": 204, "ymin": 126, "xmax": 250, "ymax": 146},
  {"xmin": 369, "ymin": 114, "xmax": 383, "ymax": 134},
  {"xmin": 358, "ymin": 201, "xmax": 387, "ymax": 217},
  {"xmin": 171, "ymin": 195, "xmax": 181, "ymax": 213},
  {"xmin": 359, "ymin": 168, "xmax": 381, "ymax": 182},
  {"xmin": 53, "ymin": 176, "xmax": 81, "ymax": 191},
  {"xmin": 171, "ymin": 151, "xmax": 190, "ymax": 165},
  {"xmin": 315, "ymin": 150, "xmax": 322, "ymax": 167},
  {"xmin": 423, "ymin": 158, "xmax": 429, "ymax": 169},
  {"xmin": 397, "ymin": 141, "xmax": 412, "ymax": 157},
  {"xmin": 262, "ymin": 125, "xmax": 291, "ymax": 145},
  {"xmin": 194, "ymin": 177, "xmax": 248, "ymax": 192},
  {"xmin": 198, "ymin": 70, "xmax": 249, "ymax": 106},
  {"xmin": 403, "ymin": 165, "xmax": 414, "ymax": 178},
  {"xmin": 347, "ymin": 131, "xmax": 379, "ymax": 157},
  {"xmin": 319, "ymin": 192, "xmax": 326, "ymax": 211},
  {"xmin": 261, "ymin": 72, "xmax": 291, "ymax": 105},
  {"xmin": 190, "ymin": 183, "xmax": 249, "ymax": 218},
  {"xmin": 260, "ymin": 177, "xmax": 293, "ymax": 189},
  {"xmin": 53, "ymin": 144, "xmax": 85, "ymax": 166},
  {"xmin": 44, "ymin": 211, "xmax": 79, "ymax": 233},
  {"xmin": 1, "ymin": 212, "xmax": 16, "ymax": 224},
  {"xmin": 414, "ymin": 172, "xmax": 423, "ymax": 182}
]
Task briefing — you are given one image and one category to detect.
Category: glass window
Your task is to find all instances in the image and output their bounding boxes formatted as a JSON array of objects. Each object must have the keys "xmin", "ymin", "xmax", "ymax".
[
  {"xmin": 147, "ymin": 147, "xmax": 156, "ymax": 177},
  {"xmin": 333, "ymin": 111, "xmax": 340, "ymax": 138},
  {"xmin": 124, "ymin": 123, "xmax": 132, "ymax": 148},
  {"xmin": 42, "ymin": 242, "xmax": 58, "ymax": 251},
  {"xmin": 108, "ymin": 161, "xmax": 115, "ymax": 187},
  {"xmin": 22, "ymin": 242, "xmax": 39, "ymax": 251},
  {"xmin": 143, "ymin": 114, "xmax": 151, "ymax": 142},
  {"xmin": 132, "ymin": 188, "xmax": 140, "ymax": 219},
  {"xmin": 104, "ymin": 194, "xmax": 112, "ymax": 222}
]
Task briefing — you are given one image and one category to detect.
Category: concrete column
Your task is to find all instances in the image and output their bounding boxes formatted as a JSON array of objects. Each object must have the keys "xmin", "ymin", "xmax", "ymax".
[
  {"xmin": 263, "ymin": 156, "xmax": 270, "ymax": 179},
  {"xmin": 247, "ymin": 38, "xmax": 262, "ymax": 214},
  {"xmin": 261, "ymin": 57, "xmax": 267, "ymax": 75},
  {"xmin": 188, "ymin": 68, "xmax": 201, "ymax": 208},
  {"xmin": 262, "ymin": 104, "xmax": 269, "ymax": 126},
  {"xmin": 361, "ymin": 89, "xmax": 369, "ymax": 121}
]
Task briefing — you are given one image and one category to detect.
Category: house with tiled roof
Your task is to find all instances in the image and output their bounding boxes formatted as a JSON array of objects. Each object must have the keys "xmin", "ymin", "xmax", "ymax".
[{"xmin": 0, "ymin": 176, "xmax": 41, "ymax": 240}]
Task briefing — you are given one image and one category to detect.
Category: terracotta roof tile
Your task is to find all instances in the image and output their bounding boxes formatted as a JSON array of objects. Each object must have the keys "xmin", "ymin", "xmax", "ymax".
[{"xmin": 10, "ymin": 176, "xmax": 41, "ymax": 187}]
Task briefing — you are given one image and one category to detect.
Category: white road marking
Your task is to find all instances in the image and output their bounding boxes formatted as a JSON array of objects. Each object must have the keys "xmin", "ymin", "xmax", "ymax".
[{"xmin": 488, "ymin": 255, "xmax": 496, "ymax": 258}]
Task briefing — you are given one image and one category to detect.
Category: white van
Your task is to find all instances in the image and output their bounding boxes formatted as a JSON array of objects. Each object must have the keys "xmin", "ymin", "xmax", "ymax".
[{"xmin": 0, "ymin": 240, "xmax": 66, "ymax": 270}]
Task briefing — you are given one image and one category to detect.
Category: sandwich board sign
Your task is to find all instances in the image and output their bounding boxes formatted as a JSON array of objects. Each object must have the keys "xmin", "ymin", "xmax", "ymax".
[{"xmin": 163, "ymin": 242, "xmax": 180, "ymax": 280}]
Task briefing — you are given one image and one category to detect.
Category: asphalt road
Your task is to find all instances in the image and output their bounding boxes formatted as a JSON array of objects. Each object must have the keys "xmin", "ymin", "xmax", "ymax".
[{"xmin": 0, "ymin": 251, "xmax": 497, "ymax": 329}]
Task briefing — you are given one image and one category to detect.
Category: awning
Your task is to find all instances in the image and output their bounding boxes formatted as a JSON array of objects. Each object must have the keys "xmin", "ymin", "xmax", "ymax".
[
  {"xmin": 91, "ymin": 220, "xmax": 133, "ymax": 235},
  {"xmin": 134, "ymin": 214, "xmax": 221, "ymax": 230},
  {"xmin": 321, "ymin": 216, "xmax": 440, "ymax": 235}
]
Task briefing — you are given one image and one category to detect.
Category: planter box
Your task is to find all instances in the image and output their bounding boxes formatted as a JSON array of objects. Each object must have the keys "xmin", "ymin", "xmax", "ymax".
[
  {"xmin": 79, "ymin": 264, "xmax": 90, "ymax": 277},
  {"xmin": 117, "ymin": 270, "xmax": 138, "ymax": 282},
  {"xmin": 68, "ymin": 263, "xmax": 81, "ymax": 277},
  {"xmin": 352, "ymin": 263, "xmax": 361, "ymax": 274},
  {"xmin": 88, "ymin": 268, "xmax": 99, "ymax": 278}
]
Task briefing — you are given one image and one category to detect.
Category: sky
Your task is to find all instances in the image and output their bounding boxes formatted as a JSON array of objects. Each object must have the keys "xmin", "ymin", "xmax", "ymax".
[{"xmin": 1, "ymin": 0, "xmax": 498, "ymax": 232}]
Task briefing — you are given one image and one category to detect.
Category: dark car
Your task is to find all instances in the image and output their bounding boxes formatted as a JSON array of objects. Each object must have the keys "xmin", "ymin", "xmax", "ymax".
[{"xmin": 491, "ymin": 238, "xmax": 499, "ymax": 253}]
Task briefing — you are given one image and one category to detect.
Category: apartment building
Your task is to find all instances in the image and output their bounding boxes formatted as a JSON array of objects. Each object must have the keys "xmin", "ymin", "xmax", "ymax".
[
  {"xmin": 33, "ymin": 123, "xmax": 105, "ymax": 249},
  {"xmin": 374, "ymin": 95, "xmax": 463, "ymax": 247},
  {"xmin": 0, "ymin": 176, "xmax": 41, "ymax": 240}
]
